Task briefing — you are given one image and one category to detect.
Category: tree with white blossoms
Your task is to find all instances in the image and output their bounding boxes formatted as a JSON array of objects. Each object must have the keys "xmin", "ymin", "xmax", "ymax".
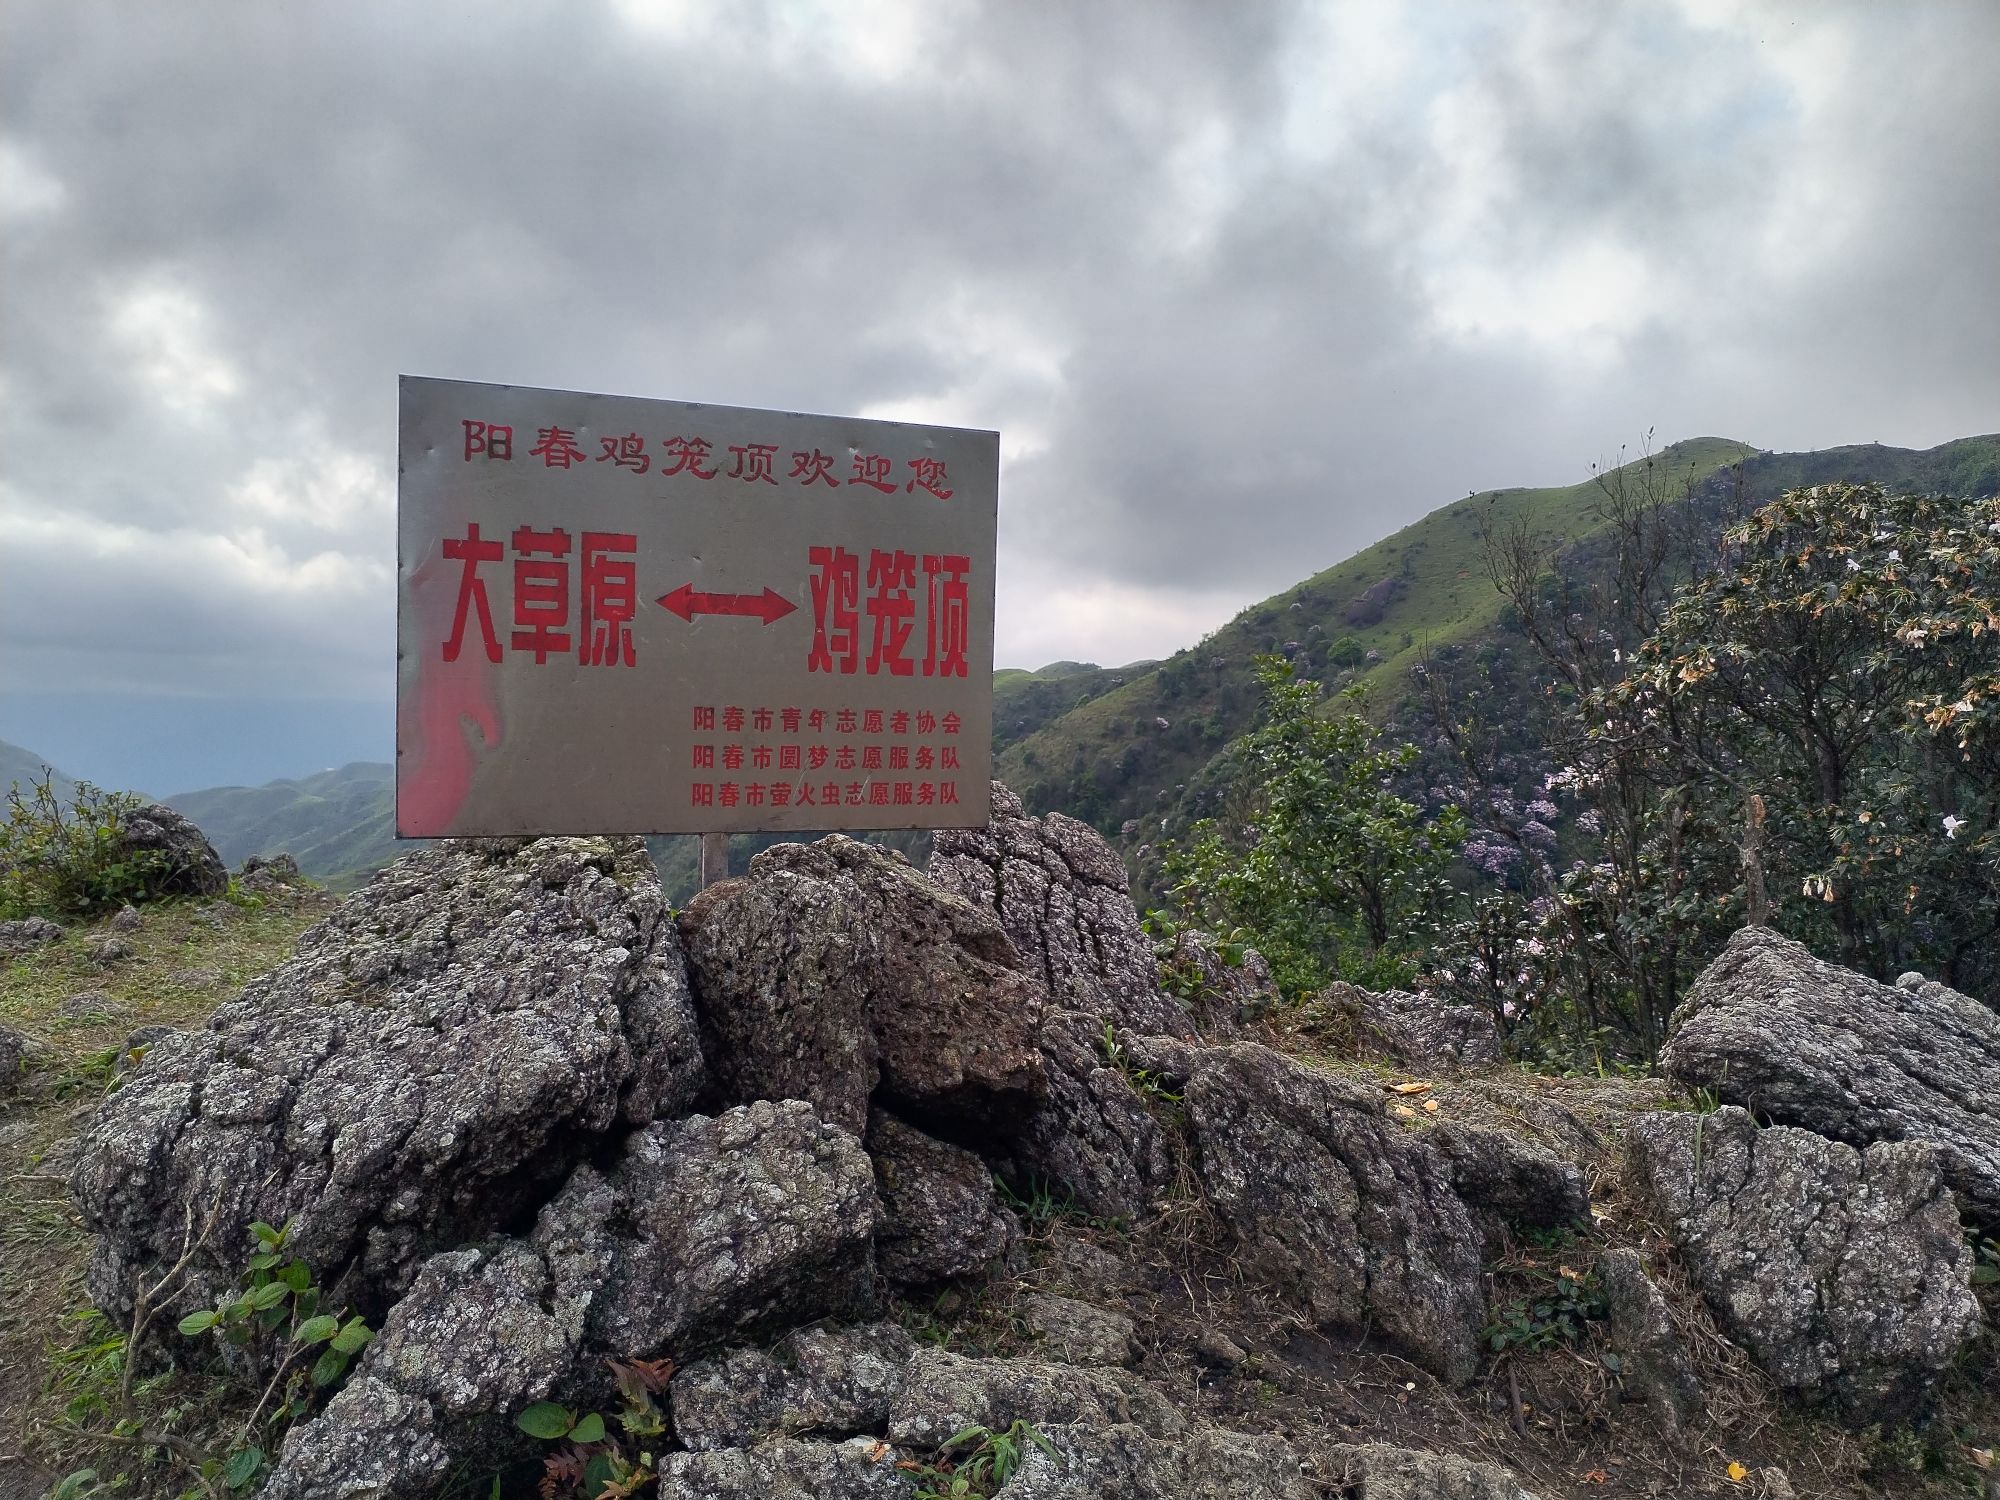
[{"xmin": 1611, "ymin": 482, "xmax": 1999, "ymax": 997}]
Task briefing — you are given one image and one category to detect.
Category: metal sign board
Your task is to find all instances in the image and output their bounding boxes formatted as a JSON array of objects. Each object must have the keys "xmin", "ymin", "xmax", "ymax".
[{"xmin": 396, "ymin": 376, "xmax": 997, "ymax": 837}]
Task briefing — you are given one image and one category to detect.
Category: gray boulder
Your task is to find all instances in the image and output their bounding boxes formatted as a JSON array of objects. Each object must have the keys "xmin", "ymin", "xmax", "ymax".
[
  {"xmin": 993, "ymin": 1423, "xmax": 1315, "ymax": 1499},
  {"xmin": 657, "ymin": 1438, "xmax": 916, "ymax": 1499},
  {"xmin": 110, "ymin": 802, "xmax": 228, "ymax": 899},
  {"xmin": 1, "ymin": 1022, "xmax": 41, "ymax": 1101},
  {"xmin": 931, "ymin": 782, "xmax": 1191, "ymax": 1037},
  {"xmin": 1162, "ymin": 927, "xmax": 1278, "ymax": 1035},
  {"xmin": 887, "ymin": 1349, "xmax": 1183, "ymax": 1447},
  {"xmin": 868, "ymin": 1109, "xmax": 1017, "ymax": 1285},
  {"xmin": 987, "ymin": 1009, "xmax": 1178, "ymax": 1221},
  {"xmin": 70, "ymin": 836, "xmax": 707, "ymax": 1327},
  {"xmin": 264, "ymin": 1243, "xmax": 584, "ymax": 1499},
  {"xmin": 534, "ymin": 1099, "xmax": 879, "ymax": 1360},
  {"xmin": 1016, "ymin": 1292, "xmax": 1139, "ymax": 1366},
  {"xmin": 1597, "ymin": 1247, "xmax": 1700, "ymax": 1434},
  {"xmin": 672, "ymin": 1320, "xmax": 917, "ymax": 1450},
  {"xmin": 1181, "ymin": 1044, "xmax": 1487, "ymax": 1383},
  {"xmin": 1626, "ymin": 1106, "xmax": 1981, "ymax": 1423},
  {"xmin": 1661, "ymin": 926, "xmax": 2000, "ymax": 1227},
  {"xmin": 1322, "ymin": 1443, "xmax": 1543, "ymax": 1499},
  {"xmin": 1425, "ymin": 1120, "xmax": 1590, "ymax": 1253},
  {"xmin": 0, "ymin": 915, "xmax": 64, "ymax": 955},
  {"xmin": 1314, "ymin": 980, "xmax": 1502, "ymax": 1074},
  {"xmin": 679, "ymin": 836, "xmax": 1046, "ymax": 1139}
]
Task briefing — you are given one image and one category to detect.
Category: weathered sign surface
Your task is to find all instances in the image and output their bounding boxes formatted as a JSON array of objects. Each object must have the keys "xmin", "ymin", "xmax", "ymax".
[{"xmin": 396, "ymin": 376, "xmax": 998, "ymax": 837}]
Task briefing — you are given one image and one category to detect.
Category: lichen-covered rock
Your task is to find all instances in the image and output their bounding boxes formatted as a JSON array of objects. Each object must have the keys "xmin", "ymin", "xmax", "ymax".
[
  {"xmin": 1626, "ymin": 1106, "xmax": 1981, "ymax": 1423},
  {"xmin": 992, "ymin": 1423, "xmax": 1315, "ymax": 1499},
  {"xmin": 1424, "ymin": 1120, "xmax": 1590, "ymax": 1252},
  {"xmin": 679, "ymin": 836, "xmax": 1046, "ymax": 1138},
  {"xmin": 1182, "ymin": 1044, "xmax": 1486, "ymax": 1383},
  {"xmin": 264, "ymin": 1243, "xmax": 584, "ymax": 1499},
  {"xmin": 70, "ymin": 836, "xmax": 706, "ymax": 1327},
  {"xmin": 931, "ymin": 782, "xmax": 1191, "ymax": 1037},
  {"xmin": 1597, "ymin": 1247, "xmax": 1700, "ymax": 1434},
  {"xmin": 1313, "ymin": 981, "xmax": 1502, "ymax": 1074},
  {"xmin": 887, "ymin": 1349, "xmax": 1183, "ymax": 1447},
  {"xmin": 1163, "ymin": 928, "xmax": 1278, "ymax": 1036},
  {"xmin": 672, "ymin": 1321, "xmax": 918, "ymax": 1450},
  {"xmin": 1322, "ymin": 1443, "xmax": 1543, "ymax": 1499},
  {"xmin": 868, "ymin": 1109, "xmax": 1016, "ymax": 1285},
  {"xmin": 1661, "ymin": 926, "xmax": 2000, "ymax": 1227},
  {"xmin": 239, "ymin": 852, "xmax": 304, "ymax": 897},
  {"xmin": 986, "ymin": 1009, "xmax": 1178, "ymax": 1220},
  {"xmin": 1, "ymin": 1022, "xmax": 40, "ymax": 1101},
  {"xmin": 0, "ymin": 915, "xmax": 64, "ymax": 954},
  {"xmin": 1016, "ymin": 1293, "xmax": 1138, "ymax": 1366},
  {"xmin": 110, "ymin": 802, "xmax": 228, "ymax": 898},
  {"xmin": 656, "ymin": 1437, "xmax": 917, "ymax": 1499},
  {"xmin": 535, "ymin": 1100, "xmax": 879, "ymax": 1360}
]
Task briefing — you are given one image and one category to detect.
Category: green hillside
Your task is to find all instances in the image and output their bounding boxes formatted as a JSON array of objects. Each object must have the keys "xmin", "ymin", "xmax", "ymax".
[
  {"xmin": 0, "ymin": 739, "xmax": 79, "ymax": 805},
  {"xmin": 996, "ymin": 434, "xmax": 2000, "ymax": 844},
  {"xmin": 167, "ymin": 762, "xmax": 408, "ymax": 890}
]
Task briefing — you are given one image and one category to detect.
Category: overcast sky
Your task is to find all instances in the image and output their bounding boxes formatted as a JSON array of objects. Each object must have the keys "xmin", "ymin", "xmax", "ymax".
[{"xmin": 3, "ymin": 0, "xmax": 1997, "ymax": 793}]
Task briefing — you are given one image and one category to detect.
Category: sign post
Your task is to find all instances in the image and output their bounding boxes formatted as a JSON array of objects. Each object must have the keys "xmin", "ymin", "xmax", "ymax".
[{"xmin": 395, "ymin": 377, "xmax": 998, "ymax": 839}]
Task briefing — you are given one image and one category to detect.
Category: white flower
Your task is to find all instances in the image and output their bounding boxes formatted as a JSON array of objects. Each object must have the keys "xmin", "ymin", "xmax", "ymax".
[
  {"xmin": 1846, "ymin": 558, "xmax": 1861, "ymax": 572},
  {"xmin": 1943, "ymin": 814, "xmax": 1967, "ymax": 838},
  {"xmin": 1886, "ymin": 549, "xmax": 1901, "ymax": 562},
  {"xmin": 1502, "ymin": 1000, "xmax": 1518, "ymax": 1019}
]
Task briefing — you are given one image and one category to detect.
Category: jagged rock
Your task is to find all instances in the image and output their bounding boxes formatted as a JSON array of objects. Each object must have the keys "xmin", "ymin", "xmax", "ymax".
[
  {"xmin": 58, "ymin": 989, "xmax": 125, "ymax": 1020},
  {"xmin": 1625, "ymin": 1106, "xmax": 1981, "ymax": 1423},
  {"xmin": 993, "ymin": 1423, "xmax": 1315, "ymax": 1499},
  {"xmin": 534, "ymin": 1099, "xmax": 878, "ymax": 1360},
  {"xmin": 1424, "ymin": 1120, "xmax": 1590, "ymax": 1252},
  {"xmin": 1181, "ymin": 1044, "xmax": 1486, "ymax": 1383},
  {"xmin": 679, "ymin": 836, "xmax": 1046, "ymax": 1139},
  {"xmin": 240, "ymin": 853, "xmax": 303, "ymax": 897},
  {"xmin": 114, "ymin": 1025, "xmax": 176, "ymax": 1075},
  {"xmin": 1017, "ymin": 1293, "xmax": 1138, "ymax": 1366},
  {"xmin": 0, "ymin": 915, "xmax": 64, "ymax": 954},
  {"xmin": 656, "ymin": 1437, "xmax": 916, "ymax": 1499},
  {"xmin": 1, "ymin": 1023, "xmax": 38, "ymax": 1099},
  {"xmin": 986, "ymin": 1008, "xmax": 1177, "ymax": 1220},
  {"xmin": 87, "ymin": 935, "xmax": 132, "ymax": 965},
  {"xmin": 672, "ymin": 1321, "xmax": 917, "ymax": 1451},
  {"xmin": 1323, "ymin": 1443, "xmax": 1543, "ymax": 1499},
  {"xmin": 1661, "ymin": 926, "xmax": 2000, "ymax": 1227},
  {"xmin": 887, "ymin": 1349, "xmax": 1183, "ymax": 1447},
  {"xmin": 71, "ymin": 836, "xmax": 707, "ymax": 1328},
  {"xmin": 1313, "ymin": 981, "xmax": 1502, "ymax": 1074},
  {"xmin": 1161, "ymin": 928, "xmax": 1278, "ymax": 1036},
  {"xmin": 868, "ymin": 1109, "xmax": 1016, "ymax": 1285},
  {"xmin": 1597, "ymin": 1247, "xmax": 1700, "ymax": 1434},
  {"xmin": 931, "ymin": 781, "xmax": 1191, "ymax": 1036},
  {"xmin": 110, "ymin": 802, "xmax": 228, "ymax": 898},
  {"xmin": 264, "ymin": 1243, "xmax": 584, "ymax": 1500},
  {"xmin": 109, "ymin": 903, "xmax": 141, "ymax": 932}
]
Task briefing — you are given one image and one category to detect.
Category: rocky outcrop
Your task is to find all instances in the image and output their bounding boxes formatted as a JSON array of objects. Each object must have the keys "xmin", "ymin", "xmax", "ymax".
[
  {"xmin": 535, "ymin": 1100, "xmax": 879, "ymax": 1359},
  {"xmin": 1425, "ymin": 1120, "xmax": 1590, "ymax": 1252},
  {"xmin": 70, "ymin": 836, "xmax": 707, "ymax": 1326},
  {"xmin": 1626, "ymin": 1106, "xmax": 1981, "ymax": 1423},
  {"xmin": 679, "ymin": 836, "xmax": 1046, "ymax": 1139},
  {"xmin": 1323, "ymin": 1443, "xmax": 1543, "ymax": 1499},
  {"xmin": 656, "ymin": 1437, "xmax": 916, "ymax": 1500},
  {"xmin": 1181, "ymin": 1044, "xmax": 1487, "ymax": 1383},
  {"xmin": 1597, "ymin": 1247, "xmax": 1700, "ymax": 1434},
  {"xmin": 887, "ymin": 1349, "xmax": 1184, "ymax": 1447},
  {"xmin": 1661, "ymin": 926, "xmax": 2000, "ymax": 1227},
  {"xmin": 1314, "ymin": 980, "xmax": 1503, "ymax": 1074},
  {"xmin": 868, "ymin": 1109, "xmax": 1017, "ymax": 1285},
  {"xmin": 110, "ymin": 802, "xmax": 229, "ymax": 898},
  {"xmin": 995, "ymin": 1424, "xmax": 1315, "ymax": 1499},
  {"xmin": 987, "ymin": 1008, "xmax": 1178, "ymax": 1220},
  {"xmin": 1016, "ymin": 1293, "xmax": 1139, "ymax": 1366},
  {"xmin": 1, "ymin": 1022, "xmax": 41, "ymax": 1101},
  {"xmin": 0, "ymin": 915, "xmax": 63, "ymax": 955},
  {"xmin": 671, "ymin": 1321, "xmax": 917, "ymax": 1450},
  {"xmin": 1162, "ymin": 928, "xmax": 1278, "ymax": 1035},
  {"xmin": 931, "ymin": 782, "xmax": 1191, "ymax": 1037}
]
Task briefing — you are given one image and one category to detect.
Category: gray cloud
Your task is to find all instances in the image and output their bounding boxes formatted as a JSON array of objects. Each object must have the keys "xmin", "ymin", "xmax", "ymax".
[{"xmin": 3, "ymin": 0, "xmax": 1997, "ymax": 782}]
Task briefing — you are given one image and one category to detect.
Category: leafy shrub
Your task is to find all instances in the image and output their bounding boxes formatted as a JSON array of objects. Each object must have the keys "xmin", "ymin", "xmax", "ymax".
[
  {"xmin": 909, "ymin": 1421, "xmax": 1060, "ymax": 1499},
  {"xmin": 0, "ymin": 771, "xmax": 171, "ymax": 920}
]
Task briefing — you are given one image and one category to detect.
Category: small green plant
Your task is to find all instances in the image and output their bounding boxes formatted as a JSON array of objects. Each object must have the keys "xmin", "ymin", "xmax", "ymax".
[
  {"xmin": 1098, "ymin": 1024, "xmax": 1183, "ymax": 1107},
  {"xmin": 907, "ymin": 1421, "xmax": 1060, "ymax": 1499},
  {"xmin": 0, "ymin": 770, "xmax": 171, "ymax": 920},
  {"xmin": 175, "ymin": 1219, "xmax": 374, "ymax": 1491},
  {"xmin": 1971, "ymin": 1232, "xmax": 2000, "ymax": 1289},
  {"xmin": 992, "ymin": 1173, "xmax": 1122, "ymax": 1234},
  {"xmin": 1483, "ymin": 1263, "xmax": 1606, "ymax": 1355},
  {"xmin": 517, "ymin": 1356, "xmax": 673, "ymax": 1498}
]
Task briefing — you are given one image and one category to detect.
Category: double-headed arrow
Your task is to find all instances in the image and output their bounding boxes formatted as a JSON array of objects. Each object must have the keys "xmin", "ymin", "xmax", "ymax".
[{"xmin": 656, "ymin": 583, "xmax": 798, "ymax": 626}]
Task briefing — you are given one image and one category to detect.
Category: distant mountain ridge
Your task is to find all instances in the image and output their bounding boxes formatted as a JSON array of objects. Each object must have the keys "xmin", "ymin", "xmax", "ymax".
[
  {"xmin": 0, "ymin": 740, "xmax": 80, "ymax": 805},
  {"xmin": 45, "ymin": 432, "xmax": 1997, "ymax": 894}
]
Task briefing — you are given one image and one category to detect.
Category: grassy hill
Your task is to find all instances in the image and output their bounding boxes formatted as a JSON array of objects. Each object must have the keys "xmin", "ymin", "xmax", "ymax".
[
  {"xmin": 167, "ymin": 762, "xmax": 408, "ymax": 890},
  {"xmin": 0, "ymin": 740, "xmax": 80, "ymax": 806},
  {"xmin": 996, "ymin": 434, "xmax": 2000, "ymax": 847}
]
